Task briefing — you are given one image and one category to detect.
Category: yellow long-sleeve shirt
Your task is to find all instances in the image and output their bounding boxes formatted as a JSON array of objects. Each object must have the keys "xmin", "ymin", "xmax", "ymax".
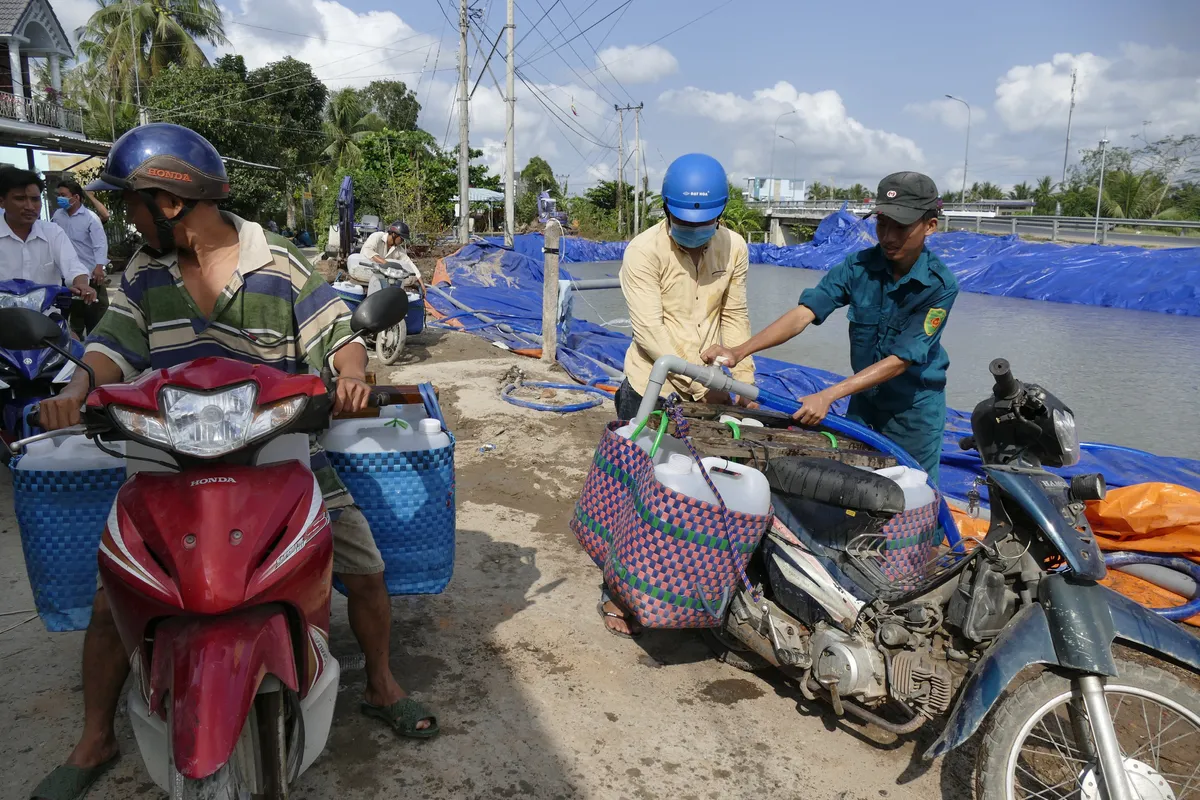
[{"xmin": 619, "ymin": 220, "xmax": 755, "ymax": 400}]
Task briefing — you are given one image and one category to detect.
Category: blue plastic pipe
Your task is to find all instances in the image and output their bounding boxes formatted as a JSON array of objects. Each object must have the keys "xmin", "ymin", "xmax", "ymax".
[{"xmin": 632, "ymin": 355, "xmax": 962, "ymax": 544}]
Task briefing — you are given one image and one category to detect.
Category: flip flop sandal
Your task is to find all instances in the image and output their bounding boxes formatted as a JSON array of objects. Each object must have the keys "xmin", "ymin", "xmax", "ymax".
[
  {"xmin": 361, "ymin": 697, "xmax": 440, "ymax": 740},
  {"xmin": 30, "ymin": 754, "xmax": 119, "ymax": 800},
  {"xmin": 597, "ymin": 600, "xmax": 642, "ymax": 639}
]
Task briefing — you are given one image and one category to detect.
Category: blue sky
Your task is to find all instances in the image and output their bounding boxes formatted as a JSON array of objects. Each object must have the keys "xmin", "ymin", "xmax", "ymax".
[{"xmin": 45, "ymin": 0, "xmax": 1200, "ymax": 195}]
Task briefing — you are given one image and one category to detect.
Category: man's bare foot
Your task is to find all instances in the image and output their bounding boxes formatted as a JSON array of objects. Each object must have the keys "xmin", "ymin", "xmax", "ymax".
[
  {"xmin": 64, "ymin": 733, "xmax": 119, "ymax": 770},
  {"xmin": 600, "ymin": 600, "xmax": 643, "ymax": 638}
]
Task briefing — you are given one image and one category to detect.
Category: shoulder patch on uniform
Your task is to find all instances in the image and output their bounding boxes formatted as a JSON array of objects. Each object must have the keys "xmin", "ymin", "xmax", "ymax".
[{"xmin": 923, "ymin": 307, "xmax": 948, "ymax": 336}]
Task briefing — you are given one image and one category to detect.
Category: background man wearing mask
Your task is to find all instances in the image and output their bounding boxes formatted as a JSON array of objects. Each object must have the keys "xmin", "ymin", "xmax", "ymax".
[{"xmin": 53, "ymin": 178, "xmax": 110, "ymax": 333}]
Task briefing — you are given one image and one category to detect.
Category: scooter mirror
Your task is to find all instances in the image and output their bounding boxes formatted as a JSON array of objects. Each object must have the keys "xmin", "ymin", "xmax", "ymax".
[
  {"xmin": 0, "ymin": 307, "xmax": 66, "ymax": 350},
  {"xmin": 351, "ymin": 287, "xmax": 409, "ymax": 334}
]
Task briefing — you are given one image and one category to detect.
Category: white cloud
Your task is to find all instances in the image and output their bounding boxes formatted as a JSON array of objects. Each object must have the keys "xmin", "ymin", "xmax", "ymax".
[
  {"xmin": 657, "ymin": 81, "xmax": 924, "ymax": 184},
  {"xmin": 994, "ymin": 44, "xmax": 1200, "ymax": 139},
  {"xmin": 904, "ymin": 98, "xmax": 986, "ymax": 130},
  {"xmin": 219, "ymin": 0, "xmax": 441, "ymax": 90},
  {"xmin": 595, "ymin": 44, "xmax": 678, "ymax": 85},
  {"xmin": 48, "ymin": 0, "xmax": 95, "ymax": 46}
]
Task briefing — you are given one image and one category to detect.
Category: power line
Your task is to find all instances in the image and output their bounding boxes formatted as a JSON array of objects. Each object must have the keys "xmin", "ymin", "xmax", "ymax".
[
  {"xmin": 575, "ymin": 0, "xmax": 731, "ymax": 79},
  {"xmin": 517, "ymin": 0, "xmax": 625, "ymax": 106},
  {"xmin": 524, "ymin": 1, "xmax": 632, "ymax": 65}
]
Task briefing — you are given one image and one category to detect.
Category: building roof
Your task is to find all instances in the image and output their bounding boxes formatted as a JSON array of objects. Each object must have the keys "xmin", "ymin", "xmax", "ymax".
[
  {"xmin": 453, "ymin": 187, "xmax": 506, "ymax": 204},
  {"xmin": 0, "ymin": 0, "xmax": 32, "ymax": 34},
  {"xmin": 0, "ymin": 0, "xmax": 74, "ymax": 58}
]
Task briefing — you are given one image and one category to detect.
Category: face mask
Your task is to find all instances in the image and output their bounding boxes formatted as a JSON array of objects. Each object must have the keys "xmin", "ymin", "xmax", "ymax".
[
  {"xmin": 670, "ymin": 221, "xmax": 718, "ymax": 249},
  {"xmin": 56, "ymin": 196, "xmax": 70, "ymax": 209}
]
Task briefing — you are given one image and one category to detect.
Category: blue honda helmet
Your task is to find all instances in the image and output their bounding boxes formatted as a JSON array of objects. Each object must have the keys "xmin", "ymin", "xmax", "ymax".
[
  {"xmin": 87, "ymin": 123, "xmax": 229, "ymax": 252},
  {"xmin": 660, "ymin": 153, "xmax": 729, "ymax": 223}
]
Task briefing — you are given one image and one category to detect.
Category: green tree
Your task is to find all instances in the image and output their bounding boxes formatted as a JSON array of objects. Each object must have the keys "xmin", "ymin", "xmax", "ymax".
[
  {"xmin": 520, "ymin": 156, "xmax": 559, "ymax": 197},
  {"xmin": 1008, "ymin": 182, "xmax": 1033, "ymax": 201},
  {"xmin": 78, "ymin": 0, "xmax": 228, "ymax": 111},
  {"xmin": 320, "ymin": 88, "xmax": 384, "ymax": 179},
  {"xmin": 584, "ymin": 180, "xmax": 634, "ymax": 212},
  {"xmin": 1032, "ymin": 176, "xmax": 1057, "ymax": 214},
  {"xmin": 361, "ymin": 80, "xmax": 421, "ymax": 132},
  {"xmin": 720, "ymin": 181, "xmax": 764, "ymax": 237}
]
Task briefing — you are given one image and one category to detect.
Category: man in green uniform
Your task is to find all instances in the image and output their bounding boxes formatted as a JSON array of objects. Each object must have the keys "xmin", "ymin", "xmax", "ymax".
[{"xmin": 703, "ymin": 171, "xmax": 958, "ymax": 482}]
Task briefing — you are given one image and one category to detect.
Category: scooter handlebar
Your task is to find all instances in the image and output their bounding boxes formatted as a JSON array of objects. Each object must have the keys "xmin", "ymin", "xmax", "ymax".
[{"xmin": 989, "ymin": 358, "xmax": 1020, "ymax": 399}]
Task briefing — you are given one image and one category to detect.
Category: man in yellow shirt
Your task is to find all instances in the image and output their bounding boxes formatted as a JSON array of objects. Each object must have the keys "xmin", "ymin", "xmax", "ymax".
[
  {"xmin": 614, "ymin": 152, "xmax": 755, "ymax": 423},
  {"xmin": 603, "ymin": 153, "xmax": 755, "ymax": 637}
]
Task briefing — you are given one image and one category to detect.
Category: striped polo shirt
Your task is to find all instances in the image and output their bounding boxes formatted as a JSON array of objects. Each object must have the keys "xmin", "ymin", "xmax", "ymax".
[{"xmin": 86, "ymin": 213, "xmax": 360, "ymax": 507}]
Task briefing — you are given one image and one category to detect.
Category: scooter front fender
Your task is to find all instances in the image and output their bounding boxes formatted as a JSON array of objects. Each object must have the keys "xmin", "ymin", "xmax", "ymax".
[
  {"xmin": 924, "ymin": 578, "xmax": 1200, "ymax": 761},
  {"xmin": 149, "ymin": 605, "xmax": 299, "ymax": 780}
]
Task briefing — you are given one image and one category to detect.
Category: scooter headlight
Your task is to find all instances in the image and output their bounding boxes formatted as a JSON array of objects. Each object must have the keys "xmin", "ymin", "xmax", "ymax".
[
  {"xmin": 111, "ymin": 384, "xmax": 307, "ymax": 458},
  {"xmin": 1052, "ymin": 408, "xmax": 1079, "ymax": 467},
  {"xmin": 0, "ymin": 288, "xmax": 48, "ymax": 312}
]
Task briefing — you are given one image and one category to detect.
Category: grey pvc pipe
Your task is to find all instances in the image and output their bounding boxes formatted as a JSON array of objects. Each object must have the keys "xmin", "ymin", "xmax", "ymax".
[
  {"xmin": 635, "ymin": 355, "xmax": 749, "ymax": 423},
  {"xmin": 1116, "ymin": 563, "xmax": 1197, "ymax": 598},
  {"xmin": 569, "ymin": 278, "xmax": 622, "ymax": 291},
  {"xmin": 427, "ymin": 284, "xmax": 540, "ymax": 342}
]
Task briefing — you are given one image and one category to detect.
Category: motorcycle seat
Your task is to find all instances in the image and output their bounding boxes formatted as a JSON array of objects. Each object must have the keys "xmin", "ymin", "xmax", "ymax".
[{"xmin": 763, "ymin": 457, "xmax": 905, "ymax": 515}]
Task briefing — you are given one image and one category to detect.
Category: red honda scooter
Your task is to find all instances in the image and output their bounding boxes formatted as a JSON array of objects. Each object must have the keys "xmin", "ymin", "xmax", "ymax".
[{"xmin": 1, "ymin": 289, "xmax": 409, "ymax": 799}]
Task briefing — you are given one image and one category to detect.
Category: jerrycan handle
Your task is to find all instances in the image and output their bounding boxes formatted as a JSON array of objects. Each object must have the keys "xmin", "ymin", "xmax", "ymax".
[{"xmin": 628, "ymin": 410, "xmax": 669, "ymax": 458}]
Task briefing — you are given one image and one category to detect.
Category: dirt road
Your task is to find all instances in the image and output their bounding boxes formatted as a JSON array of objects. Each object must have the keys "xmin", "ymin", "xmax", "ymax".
[{"xmin": 1, "ymin": 330, "xmax": 967, "ymax": 799}]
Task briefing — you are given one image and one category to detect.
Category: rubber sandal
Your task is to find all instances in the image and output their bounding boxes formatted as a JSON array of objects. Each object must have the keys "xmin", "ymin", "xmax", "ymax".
[
  {"xmin": 361, "ymin": 697, "xmax": 440, "ymax": 740},
  {"xmin": 597, "ymin": 600, "xmax": 642, "ymax": 639},
  {"xmin": 30, "ymin": 754, "xmax": 119, "ymax": 800}
]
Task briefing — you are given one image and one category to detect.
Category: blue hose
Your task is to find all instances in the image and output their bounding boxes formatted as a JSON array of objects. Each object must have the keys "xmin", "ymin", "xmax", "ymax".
[
  {"xmin": 1104, "ymin": 552, "xmax": 1200, "ymax": 622},
  {"xmin": 501, "ymin": 381, "xmax": 609, "ymax": 413},
  {"xmin": 755, "ymin": 388, "xmax": 961, "ymax": 545}
]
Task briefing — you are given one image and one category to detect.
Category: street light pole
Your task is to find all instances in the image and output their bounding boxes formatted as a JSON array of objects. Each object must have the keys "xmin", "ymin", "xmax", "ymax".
[
  {"xmin": 768, "ymin": 110, "xmax": 795, "ymax": 202},
  {"xmin": 778, "ymin": 135, "xmax": 796, "ymax": 201},
  {"xmin": 1094, "ymin": 135, "xmax": 1109, "ymax": 244},
  {"xmin": 945, "ymin": 94, "xmax": 970, "ymax": 206}
]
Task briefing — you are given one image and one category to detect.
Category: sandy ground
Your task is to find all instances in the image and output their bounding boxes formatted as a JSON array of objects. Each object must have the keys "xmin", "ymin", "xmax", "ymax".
[{"xmin": 0, "ymin": 329, "xmax": 972, "ymax": 800}]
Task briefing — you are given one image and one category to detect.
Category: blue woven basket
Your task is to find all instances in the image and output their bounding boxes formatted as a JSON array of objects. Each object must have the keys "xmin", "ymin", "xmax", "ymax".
[
  {"xmin": 328, "ymin": 433, "xmax": 456, "ymax": 595},
  {"xmin": 11, "ymin": 461, "xmax": 125, "ymax": 631}
]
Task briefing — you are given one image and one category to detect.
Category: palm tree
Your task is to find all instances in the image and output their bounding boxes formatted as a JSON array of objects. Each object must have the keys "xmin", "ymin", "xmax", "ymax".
[
  {"xmin": 1008, "ymin": 182, "xmax": 1032, "ymax": 200},
  {"xmin": 1100, "ymin": 170, "xmax": 1165, "ymax": 219},
  {"xmin": 320, "ymin": 89, "xmax": 385, "ymax": 179},
  {"xmin": 78, "ymin": 0, "xmax": 227, "ymax": 110}
]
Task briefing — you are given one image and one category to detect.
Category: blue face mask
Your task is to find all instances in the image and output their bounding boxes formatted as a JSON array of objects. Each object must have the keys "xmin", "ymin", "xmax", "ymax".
[
  {"xmin": 669, "ymin": 220, "xmax": 718, "ymax": 249},
  {"xmin": 56, "ymin": 196, "xmax": 70, "ymax": 210}
]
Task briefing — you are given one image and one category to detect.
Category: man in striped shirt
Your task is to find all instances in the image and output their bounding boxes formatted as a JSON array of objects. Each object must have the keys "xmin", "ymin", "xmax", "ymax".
[{"xmin": 32, "ymin": 124, "xmax": 435, "ymax": 800}]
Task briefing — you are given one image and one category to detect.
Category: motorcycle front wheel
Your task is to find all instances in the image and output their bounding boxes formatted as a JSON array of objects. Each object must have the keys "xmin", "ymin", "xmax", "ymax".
[
  {"xmin": 375, "ymin": 320, "xmax": 407, "ymax": 365},
  {"xmin": 975, "ymin": 658, "xmax": 1200, "ymax": 800}
]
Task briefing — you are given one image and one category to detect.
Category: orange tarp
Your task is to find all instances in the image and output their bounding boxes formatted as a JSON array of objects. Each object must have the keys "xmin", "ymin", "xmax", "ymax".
[{"xmin": 950, "ymin": 483, "xmax": 1200, "ymax": 627}]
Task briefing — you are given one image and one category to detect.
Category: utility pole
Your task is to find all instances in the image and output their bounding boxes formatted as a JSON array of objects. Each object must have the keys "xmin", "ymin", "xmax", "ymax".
[
  {"xmin": 614, "ymin": 103, "xmax": 642, "ymax": 236},
  {"xmin": 504, "ymin": 0, "xmax": 515, "ymax": 246},
  {"xmin": 128, "ymin": 0, "xmax": 147, "ymax": 125},
  {"xmin": 614, "ymin": 104, "xmax": 625, "ymax": 236},
  {"xmin": 1061, "ymin": 69, "xmax": 1077, "ymax": 186},
  {"xmin": 632, "ymin": 102, "xmax": 643, "ymax": 233},
  {"xmin": 457, "ymin": 0, "xmax": 471, "ymax": 245},
  {"xmin": 1093, "ymin": 134, "xmax": 1109, "ymax": 244}
]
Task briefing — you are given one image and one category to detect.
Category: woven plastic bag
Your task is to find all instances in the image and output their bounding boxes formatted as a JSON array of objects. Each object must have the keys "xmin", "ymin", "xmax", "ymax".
[{"xmin": 573, "ymin": 401, "xmax": 773, "ymax": 629}]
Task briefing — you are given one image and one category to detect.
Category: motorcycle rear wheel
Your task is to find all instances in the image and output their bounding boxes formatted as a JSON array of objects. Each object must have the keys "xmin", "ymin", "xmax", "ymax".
[
  {"xmin": 376, "ymin": 321, "xmax": 407, "ymax": 365},
  {"xmin": 975, "ymin": 658, "xmax": 1200, "ymax": 800},
  {"xmin": 175, "ymin": 762, "xmax": 252, "ymax": 800},
  {"xmin": 701, "ymin": 628, "xmax": 770, "ymax": 672}
]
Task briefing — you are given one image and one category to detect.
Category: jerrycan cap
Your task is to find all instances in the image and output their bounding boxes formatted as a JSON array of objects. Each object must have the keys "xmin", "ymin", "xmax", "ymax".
[
  {"xmin": 661, "ymin": 452, "xmax": 695, "ymax": 474},
  {"xmin": 418, "ymin": 418, "xmax": 442, "ymax": 435}
]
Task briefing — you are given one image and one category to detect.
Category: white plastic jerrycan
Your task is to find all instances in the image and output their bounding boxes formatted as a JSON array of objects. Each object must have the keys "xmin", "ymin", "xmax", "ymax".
[
  {"xmin": 654, "ymin": 453, "xmax": 771, "ymax": 516},
  {"xmin": 615, "ymin": 412, "xmax": 688, "ymax": 464},
  {"xmin": 873, "ymin": 465, "xmax": 937, "ymax": 511},
  {"xmin": 15, "ymin": 434, "xmax": 126, "ymax": 473},
  {"xmin": 320, "ymin": 416, "xmax": 449, "ymax": 455}
]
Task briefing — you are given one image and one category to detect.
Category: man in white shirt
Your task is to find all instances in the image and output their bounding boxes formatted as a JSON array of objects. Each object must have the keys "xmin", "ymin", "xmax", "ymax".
[
  {"xmin": 0, "ymin": 166, "xmax": 96, "ymax": 303},
  {"xmin": 348, "ymin": 220, "xmax": 414, "ymax": 284},
  {"xmin": 53, "ymin": 177, "xmax": 109, "ymax": 332}
]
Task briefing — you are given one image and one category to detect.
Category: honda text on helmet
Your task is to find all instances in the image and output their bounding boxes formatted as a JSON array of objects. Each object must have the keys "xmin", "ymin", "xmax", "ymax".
[
  {"xmin": 86, "ymin": 122, "xmax": 230, "ymax": 254},
  {"xmin": 660, "ymin": 153, "xmax": 729, "ymax": 249}
]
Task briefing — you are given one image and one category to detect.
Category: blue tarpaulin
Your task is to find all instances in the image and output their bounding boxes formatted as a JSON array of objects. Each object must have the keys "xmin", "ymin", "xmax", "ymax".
[
  {"xmin": 427, "ymin": 242, "xmax": 1200, "ymax": 504},
  {"xmin": 481, "ymin": 208, "xmax": 1200, "ymax": 316}
]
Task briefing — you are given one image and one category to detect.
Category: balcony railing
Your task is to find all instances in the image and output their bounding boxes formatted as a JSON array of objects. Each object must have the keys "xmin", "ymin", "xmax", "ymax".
[{"xmin": 0, "ymin": 91, "xmax": 84, "ymax": 134}]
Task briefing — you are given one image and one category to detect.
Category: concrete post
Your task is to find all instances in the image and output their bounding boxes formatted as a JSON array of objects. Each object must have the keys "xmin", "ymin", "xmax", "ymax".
[
  {"xmin": 974, "ymin": 215, "xmax": 981, "ymax": 233},
  {"xmin": 542, "ymin": 220, "xmax": 562, "ymax": 363},
  {"xmin": 8, "ymin": 41, "xmax": 24, "ymax": 120},
  {"xmin": 1052, "ymin": 218, "xmax": 1059, "ymax": 242},
  {"xmin": 49, "ymin": 53, "xmax": 60, "ymax": 92},
  {"xmin": 1010, "ymin": 217, "xmax": 1017, "ymax": 236}
]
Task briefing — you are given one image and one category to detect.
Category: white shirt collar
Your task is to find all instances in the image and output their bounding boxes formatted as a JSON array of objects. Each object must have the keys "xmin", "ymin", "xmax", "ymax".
[{"xmin": 0, "ymin": 210, "xmax": 49, "ymax": 242}]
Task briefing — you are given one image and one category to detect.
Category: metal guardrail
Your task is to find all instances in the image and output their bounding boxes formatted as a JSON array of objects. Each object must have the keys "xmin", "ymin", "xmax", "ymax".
[
  {"xmin": 0, "ymin": 91, "xmax": 84, "ymax": 133},
  {"xmin": 945, "ymin": 214, "xmax": 1200, "ymax": 243}
]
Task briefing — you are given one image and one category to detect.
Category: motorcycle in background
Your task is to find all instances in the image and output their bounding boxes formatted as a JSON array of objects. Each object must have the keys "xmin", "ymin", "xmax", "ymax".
[
  {"xmin": 0, "ymin": 289, "xmax": 410, "ymax": 799},
  {"xmin": 0, "ymin": 279, "xmax": 83, "ymax": 441},
  {"xmin": 634, "ymin": 355, "xmax": 1200, "ymax": 800}
]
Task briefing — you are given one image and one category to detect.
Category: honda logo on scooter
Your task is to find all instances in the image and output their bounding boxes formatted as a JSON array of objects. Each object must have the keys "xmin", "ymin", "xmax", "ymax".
[{"xmin": 190, "ymin": 476, "xmax": 237, "ymax": 486}]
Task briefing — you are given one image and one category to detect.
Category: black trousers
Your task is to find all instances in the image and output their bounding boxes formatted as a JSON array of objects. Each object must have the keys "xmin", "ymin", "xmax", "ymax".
[
  {"xmin": 613, "ymin": 379, "xmax": 663, "ymax": 421},
  {"xmin": 69, "ymin": 280, "xmax": 109, "ymax": 336}
]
